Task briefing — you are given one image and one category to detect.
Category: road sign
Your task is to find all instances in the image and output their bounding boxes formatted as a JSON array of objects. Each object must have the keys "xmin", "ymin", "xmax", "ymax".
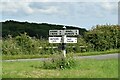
[
  {"xmin": 49, "ymin": 30, "xmax": 79, "ymax": 36},
  {"xmin": 66, "ymin": 37, "xmax": 77, "ymax": 43},
  {"xmin": 65, "ymin": 30, "xmax": 79, "ymax": 36},
  {"xmin": 49, "ymin": 37, "xmax": 61, "ymax": 43},
  {"xmin": 49, "ymin": 30, "xmax": 63, "ymax": 36},
  {"xmin": 49, "ymin": 37, "xmax": 77, "ymax": 43},
  {"xmin": 49, "ymin": 26, "xmax": 78, "ymax": 58}
]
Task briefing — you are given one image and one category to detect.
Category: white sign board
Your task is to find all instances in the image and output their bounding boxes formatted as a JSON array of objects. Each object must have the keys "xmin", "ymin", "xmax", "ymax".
[
  {"xmin": 65, "ymin": 30, "xmax": 79, "ymax": 36},
  {"xmin": 49, "ymin": 30, "xmax": 79, "ymax": 36},
  {"xmin": 66, "ymin": 37, "xmax": 77, "ymax": 43},
  {"xmin": 49, "ymin": 37, "xmax": 61, "ymax": 43},
  {"xmin": 49, "ymin": 37, "xmax": 77, "ymax": 43},
  {"xmin": 49, "ymin": 30, "xmax": 63, "ymax": 36}
]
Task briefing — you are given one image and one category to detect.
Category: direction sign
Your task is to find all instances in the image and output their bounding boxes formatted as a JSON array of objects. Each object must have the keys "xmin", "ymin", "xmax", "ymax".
[
  {"xmin": 49, "ymin": 30, "xmax": 79, "ymax": 36},
  {"xmin": 49, "ymin": 27, "xmax": 78, "ymax": 58},
  {"xmin": 49, "ymin": 30, "xmax": 63, "ymax": 36},
  {"xmin": 66, "ymin": 37, "xmax": 77, "ymax": 43},
  {"xmin": 65, "ymin": 30, "xmax": 79, "ymax": 36},
  {"xmin": 49, "ymin": 37, "xmax": 61, "ymax": 43},
  {"xmin": 49, "ymin": 37, "xmax": 77, "ymax": 43}
]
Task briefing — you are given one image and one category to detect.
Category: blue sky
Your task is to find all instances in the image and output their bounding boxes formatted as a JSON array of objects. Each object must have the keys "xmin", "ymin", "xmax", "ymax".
[{"xmin": 0, "ymin": 0, "xmax": 118, "ymax": 30}]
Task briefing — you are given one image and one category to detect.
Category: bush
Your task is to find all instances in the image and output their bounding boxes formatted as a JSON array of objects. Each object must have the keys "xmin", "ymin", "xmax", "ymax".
[
  {"xmin": 2, "ymin": 33, "xmax": 42, "ymax": 55},
  {"xmin": 2, "ymin": 33, "xmax": 62, "ymax": 55},
  {"xmin": 42, "ymin": 54, "xmax": 77, "ymax": 69}
]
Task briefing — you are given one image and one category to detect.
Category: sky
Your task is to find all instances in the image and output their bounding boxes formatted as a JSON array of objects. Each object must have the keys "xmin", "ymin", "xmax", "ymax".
[{"xmin": 0, "ymin": 0, "xmax": 119, "ymax": 30}]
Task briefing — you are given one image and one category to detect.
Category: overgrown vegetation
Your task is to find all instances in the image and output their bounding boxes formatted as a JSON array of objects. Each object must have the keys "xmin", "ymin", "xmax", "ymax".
[
  {"xmin": 43, "ymin": 55, "xmax": 77, "ymax": 69},
  {"xmin": 2, "ymin": 33, "xmax": 90, "ymax": 55}
]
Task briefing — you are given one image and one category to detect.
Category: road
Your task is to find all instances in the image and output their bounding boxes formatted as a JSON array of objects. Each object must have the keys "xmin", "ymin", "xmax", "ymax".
[
  {"xmin": 2, "ymin": 53, "xmax": 119, "ymax": 62},
  {"xmin": 74, "ymin": 53, "xmax": 119, "ymax": 59}
]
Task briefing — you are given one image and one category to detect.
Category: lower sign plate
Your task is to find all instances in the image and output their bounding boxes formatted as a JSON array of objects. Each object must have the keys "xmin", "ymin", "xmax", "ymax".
[
  {"xmin": 66, "ymin": 37, "xmax": 77, "ymax": 43},
  {"xmin": 49, "ymin": 37, "xmax": 77, "ymax": 43},
  {"xmin": 49, "ymin": 37, "xmax": 62, "ymax": 43}
]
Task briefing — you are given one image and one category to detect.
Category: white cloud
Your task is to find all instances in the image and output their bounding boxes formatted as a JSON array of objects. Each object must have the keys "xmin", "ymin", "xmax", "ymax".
[
  {"xmin": 1, "ymin": 2, "xmax": 33, "ymax": 14},
  {"xmin": 37, "ymin": 6, "xmax": 59, "ymax": 14},
  {"xmin": 1, "ymin": 1, "xmax": 118, "ymax": 18},
  {"xmin": 21, "ymin": 3, "xmax": 34, "ymax": 14},
  {"xmin": 1, "ymin": 1, "xmax": 60, "ymax": 15},
  {"xmin": 1, "ymin": 2, "xmax": 20, "ymax": 12},
  {"xmin": 100, "ymin": 2, "xmax": 117, "ymax": 11}
]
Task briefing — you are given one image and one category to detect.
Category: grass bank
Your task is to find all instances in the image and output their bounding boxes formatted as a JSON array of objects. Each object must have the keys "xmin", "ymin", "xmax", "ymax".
[
  {"xmin": 2, "ymin": 58, "xmax": 118, "ymax": 78},
  {"xmin": 2, "ymin": 54, "xmax": 52, "ymax": 60},
  {"xmin": 74, "ymin": 49, "xmax": 120, "ymax": 56},
  {"xmin": 2, "ymin": 49, "xmax": 120, "ymax": 60}
]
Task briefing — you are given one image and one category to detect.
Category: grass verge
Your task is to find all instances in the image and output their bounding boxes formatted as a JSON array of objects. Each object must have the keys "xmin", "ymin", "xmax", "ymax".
[
  {"xmin": 2, "ymin": 58, "xmax": 118, "ymax": 78},
  {"xmin": 73, "ymin": 49, "xmax": 120, "ymax": 56},
  {"xmin": 2, "ymin": 49, "xmax": 120, "ymax": 60},
  {"xmin": 2, "ymin": 54, "xmax": 52, "ymax": 60}
]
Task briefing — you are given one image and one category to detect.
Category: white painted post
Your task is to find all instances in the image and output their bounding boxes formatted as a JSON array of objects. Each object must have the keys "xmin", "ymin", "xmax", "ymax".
[
  {"xmin": 49, "ymin": 26, "xmax": 79, "ymax": 58},
  {"xmin": 62, "ymin": 26, "xmax": 66, "ymax": 58}
]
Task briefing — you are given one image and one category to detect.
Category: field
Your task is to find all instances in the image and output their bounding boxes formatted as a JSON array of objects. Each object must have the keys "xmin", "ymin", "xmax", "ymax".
[{"xmin": 2, "ymin": 58, "xmax": 118, "ymax": 78}]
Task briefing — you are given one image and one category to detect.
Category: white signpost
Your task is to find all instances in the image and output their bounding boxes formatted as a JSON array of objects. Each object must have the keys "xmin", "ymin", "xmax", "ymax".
[{"xmin": 49, "ymin": 26, "xmax": 79, "ymax": 58}]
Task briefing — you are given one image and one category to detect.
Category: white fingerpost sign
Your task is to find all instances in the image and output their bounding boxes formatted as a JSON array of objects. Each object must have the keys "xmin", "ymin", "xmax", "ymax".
[
  {"xmin": 66, "ymin": 37, "xmax": 77, "ymax": 43},
  {"xmin": 49, "ymin": 37, "xmax": 61, "ymax": 43},
  {"xmin": 65, "ymin": 30, "xmax": 79, "ymax": 36},
  {"xmin": 49, "ymin": 26, "xmax": 79, "ymax": 58}
]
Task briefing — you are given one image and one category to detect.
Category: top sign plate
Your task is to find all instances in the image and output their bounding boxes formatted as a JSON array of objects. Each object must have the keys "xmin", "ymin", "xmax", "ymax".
[
  {"xmin": 49, "ymin": 30, "xmax": 79, "ymax": 36},
  {"xmin": 49, "ymin": 30, "xmax": 63, "ymax": 36}
]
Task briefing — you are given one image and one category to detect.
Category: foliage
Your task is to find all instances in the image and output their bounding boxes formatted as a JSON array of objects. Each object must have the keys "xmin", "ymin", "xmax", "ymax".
[
  {"xmin": 84, "ymin": 24, "xmax": 120, "ymax": 51},
  {"xmin": 2, "ymin": 22, "xmax": 120, "ymax": 56},
  {"xmin": 42, "ymin": 55, "xmax": 77, "ymax": 69},
  {"xmin": 2, "ymin": 33, "xmax": 45, "ymax": 55},
  {"xmin": 2, "ymin": 33, "xmax": 89, "ymax": 55},
  {"xmin": 2, "ymin": 20, "xmax": 87, "ymax": 38}
]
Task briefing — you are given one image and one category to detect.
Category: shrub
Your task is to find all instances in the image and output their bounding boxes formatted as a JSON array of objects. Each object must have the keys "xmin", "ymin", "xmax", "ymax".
[
  {"xmin": 42, "ymin": 54, "xmax": 77, "ymax": 69},
  {"xmin": 2, "ymin": 33, "xmax": 42, "ymax": 55}
]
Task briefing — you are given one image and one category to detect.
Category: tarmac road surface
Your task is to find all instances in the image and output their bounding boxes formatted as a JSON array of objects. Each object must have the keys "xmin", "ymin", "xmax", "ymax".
[{"xmin": 2, "ymin": 53, "xmax": 119, "ymax": 62}]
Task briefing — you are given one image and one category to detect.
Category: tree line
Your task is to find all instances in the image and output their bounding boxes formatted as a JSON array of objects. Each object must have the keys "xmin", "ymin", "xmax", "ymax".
[{"xmin": 1, "ymin": 20, "xmax": 87, "ymax": 39}]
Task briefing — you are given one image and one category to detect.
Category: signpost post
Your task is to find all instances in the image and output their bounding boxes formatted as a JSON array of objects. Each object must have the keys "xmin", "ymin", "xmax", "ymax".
[
  {"xmin": 49, "ymin": 26, "xmax": 79, "ymax": 58},
  {"xmin": 62, "ymin": 26, "xmax": 67, "ymax": 57}
]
